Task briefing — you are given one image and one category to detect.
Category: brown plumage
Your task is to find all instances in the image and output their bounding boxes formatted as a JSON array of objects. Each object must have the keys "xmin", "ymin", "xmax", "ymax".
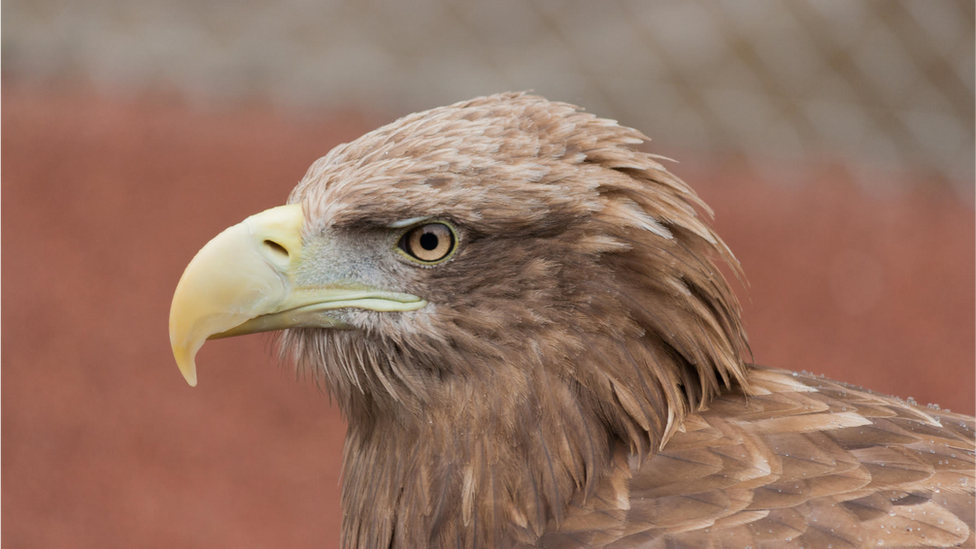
[{"xmin": 170, "ymin": 93, "xmax": 975, "ymax": 548}]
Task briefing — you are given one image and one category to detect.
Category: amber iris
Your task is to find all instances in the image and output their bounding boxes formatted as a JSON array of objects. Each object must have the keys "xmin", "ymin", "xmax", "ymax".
[{"xmin": 400, "ymin": 222, "xmax": 456, "ymax": 263}]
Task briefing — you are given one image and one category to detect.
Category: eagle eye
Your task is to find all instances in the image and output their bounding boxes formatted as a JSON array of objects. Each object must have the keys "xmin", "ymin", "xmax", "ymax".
[{"xmin": 397, "ymin": 222, "xmax": 457, "ymax": 265}]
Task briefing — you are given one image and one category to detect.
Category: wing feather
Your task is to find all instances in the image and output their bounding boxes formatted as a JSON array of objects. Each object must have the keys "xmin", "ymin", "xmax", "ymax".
[{"xmin": 539, "ymin": 366, "xmax": 975, "ymax": 548}]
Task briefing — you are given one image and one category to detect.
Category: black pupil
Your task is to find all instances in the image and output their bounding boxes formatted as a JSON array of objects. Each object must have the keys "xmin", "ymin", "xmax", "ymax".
[{"xmin": 420, "ymin": 231, "xmax": 439, "ymax": 251}]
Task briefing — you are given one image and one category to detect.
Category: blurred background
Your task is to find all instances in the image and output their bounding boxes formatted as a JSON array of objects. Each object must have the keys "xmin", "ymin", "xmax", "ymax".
[{"xmin": 3, "ymin": 1, "xmax": 973, "ymax": 547}]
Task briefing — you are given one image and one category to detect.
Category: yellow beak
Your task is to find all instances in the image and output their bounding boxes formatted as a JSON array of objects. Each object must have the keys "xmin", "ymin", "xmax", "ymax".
[{"xmin": 169, "ymin": 204, "xmax": 426, "ymax": 387}]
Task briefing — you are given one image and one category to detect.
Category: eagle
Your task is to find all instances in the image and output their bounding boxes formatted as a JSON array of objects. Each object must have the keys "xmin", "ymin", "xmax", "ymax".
[{"xmin": 169, "ymin": 93, "xmax": 975, "ymax": 548}]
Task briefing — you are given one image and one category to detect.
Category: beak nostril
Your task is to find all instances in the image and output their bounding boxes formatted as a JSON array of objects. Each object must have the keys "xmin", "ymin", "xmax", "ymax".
[{"xmin": 263, "ymin": 239, "xmax": 289, "ymax": 261}]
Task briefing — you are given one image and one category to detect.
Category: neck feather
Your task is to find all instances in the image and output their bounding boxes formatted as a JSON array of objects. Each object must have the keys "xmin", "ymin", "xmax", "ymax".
[
  {"xmin": 314, "ymin": 312, "xmax": 744, "ymax": 548},
  {"xmin": 338, "ymin": 356, "xmax": 615, "ymax": 548}
]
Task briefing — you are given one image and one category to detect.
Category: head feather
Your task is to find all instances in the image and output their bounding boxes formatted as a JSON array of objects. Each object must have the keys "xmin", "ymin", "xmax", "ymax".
[{"xmin": 281, "ymin": 92, "xmax": 749, "ymax": 546}]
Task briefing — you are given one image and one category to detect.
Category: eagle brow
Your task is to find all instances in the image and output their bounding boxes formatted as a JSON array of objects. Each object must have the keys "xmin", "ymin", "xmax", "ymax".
[{"xmin": 388, "ymin": 216, "xmax": 433, "ymax": 229}]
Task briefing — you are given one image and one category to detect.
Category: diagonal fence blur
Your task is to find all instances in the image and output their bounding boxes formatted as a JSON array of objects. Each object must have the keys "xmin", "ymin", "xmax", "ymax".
[{"xmin": 3, "ymin": 0, "xmax": 974, "ymax": 196}]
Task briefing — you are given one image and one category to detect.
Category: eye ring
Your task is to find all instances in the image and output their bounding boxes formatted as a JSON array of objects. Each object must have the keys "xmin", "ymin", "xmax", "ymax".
[{"xmin": 396, "ymin": 222, "xmax": 458, "ymax": 265}]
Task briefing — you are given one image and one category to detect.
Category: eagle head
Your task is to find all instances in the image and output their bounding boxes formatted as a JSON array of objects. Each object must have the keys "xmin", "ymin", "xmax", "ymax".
[{"xmin": 170, "ymin": 92, "xmax": 750, "ymax": 546}]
